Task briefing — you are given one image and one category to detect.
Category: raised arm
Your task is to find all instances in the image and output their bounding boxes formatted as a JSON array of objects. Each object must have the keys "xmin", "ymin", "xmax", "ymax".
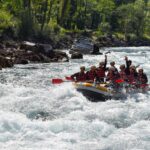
[
  {"xmin": 125, "ymin": 56, "xmax": 132, "ymax": 69},
  {"xmin": 104, "ymin": 55, "xmax": 107, "ymax": 69}
]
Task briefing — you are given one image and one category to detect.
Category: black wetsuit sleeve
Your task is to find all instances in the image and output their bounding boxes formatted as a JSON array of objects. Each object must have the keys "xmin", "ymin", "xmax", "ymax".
[
  {"xmin": 126, "ymin": 60, "xmax": 130, "ymax": 68},
  {"xmin": 125, "ymin": 60, "xmax": 130, "ymax": 75},
  {"xmin": 144, "ymin": 74, "xmax": 148, "ymax": 83},
  {"xmin": 86, "ymin": 71, "xmax": 89, "ymax": 80},
  {"xmin": 105, "ymin": 67, "xmax": 109, "ymax": 71},
  {"xmin": 115, "ymin": 67, "xmax": 118, "ymax": 72},
  {"xmin": 104, "ymin": 57, "xmax": 107, "ymax": 70},
  {"xmin": 71, "ymin": 72, "xmax": 79, "ymax": 80},
  {"xmin": 135, "ymin": 72, "xmax": 138, "ymax": 78}
]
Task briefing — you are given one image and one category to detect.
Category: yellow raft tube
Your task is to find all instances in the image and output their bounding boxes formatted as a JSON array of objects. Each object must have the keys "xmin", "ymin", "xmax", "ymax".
[{"xmin": 73, "ymin": 82, "xmax": 119, "ymax": 102}]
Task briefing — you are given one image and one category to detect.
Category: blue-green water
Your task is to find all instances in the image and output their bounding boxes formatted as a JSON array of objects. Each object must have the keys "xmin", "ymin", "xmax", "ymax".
[{"xmin": 0, "ymin": 47, "xmax": 150, "ymax": 150}]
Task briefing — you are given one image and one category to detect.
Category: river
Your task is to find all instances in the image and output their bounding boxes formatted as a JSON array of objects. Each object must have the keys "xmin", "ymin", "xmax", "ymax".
[{"xmin": 0, "ymin": 47, "xmax": 150, "ymax": 150}]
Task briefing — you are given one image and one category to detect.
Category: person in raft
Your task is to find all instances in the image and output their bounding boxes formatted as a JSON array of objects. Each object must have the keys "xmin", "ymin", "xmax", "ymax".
[
  {"xmin": 71, "ymin": 66, "xmax": 87, "ymax": 82},
  {"xmin": 124, "ymin": 56, "xmax": 132, "ymax": 75},
  {"xmin": 119, "ymin": 64, "xmax": 128, "ymax": 81},
  {"xmin": 86, "ymin": 66, "xmax": 98, "ymax": 82},
  {"xmin": 126, "ymin": 65, "xmax": 138, "ymax": 84},
  {"xmin": 106, "ymin": 67, "xmax": 119, "ymax": 82},
  {"xmin": 96, "ymin": 55, "xmax": 108, "ymax": 82},
  {"xmin": 137, "ymin": 68, "xmax": 148, "ymax": 84},
  {"xmin": 110, "ymin": 61, "xmax": 118, "ymax": 75}
]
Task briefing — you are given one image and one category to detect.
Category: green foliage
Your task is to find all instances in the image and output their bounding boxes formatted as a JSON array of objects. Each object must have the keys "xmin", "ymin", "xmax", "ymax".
[
  {"xmin": 0, "ymin": 9, "xmax": 18, "ymax": 37},
  {"xmin": 96, "ymin": 0, "xmax": 115, "ymax": 19},
  {"xmin": 98, "ymin": 22, "xmax": 111, "ymax": 35},
  {"xmin": 0, "ymin": 0, "xmax": 149, "ymax": 40},
  {"xmin": 133, "ymin": 0, "xmax": 145, "ymax": 37},
  {"xmin": 48, "ymin": 20, "xmax": 61, "ymax": 34},
  {"xmin": 144, "ymin": 0, "xmax": 150, "ymax": 34},
  {"xmin": 18, "ymin": 10, "xmax": 34, "ymax": 38},
  {"xmin": 114, "ymin": 0, "xmax": 136, "ymax": 6},
  {"xmin": 116, "ymin": 0, "xmax": 147, "ymax": 39},
  {"xmin": 116, "ymin": 3, "xmax": 135, "ymax": 39},
  {"xmin": 0, "ymin": 9, "xmax": 17, "ymax": 30}
]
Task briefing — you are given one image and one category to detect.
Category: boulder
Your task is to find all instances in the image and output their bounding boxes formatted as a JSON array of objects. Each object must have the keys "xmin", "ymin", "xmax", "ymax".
[
  {"xmin": 69, "ymin": 50, "xmax": 74, "ymax": 54},
  {"xmin": 15, "ymin": 59, "xmax": 29, "ymax": 64},
  {"xmin": 5, "ymin": 41, "xmax": 19, "ymax": 49},
  {"xmin": 53, "ymin": 51, "xmax": 69, "ymax": 62},
  {"xmin": 0, "ymin": 43, "xmax": 5, "ymax": 49},
  {"xmin": 38, "ymin": 54, "xmax": 51, "ymax": 63},
  {"xmin": 71, "ymin": 37, "xmax": 94, "ymax": 54},
  {"xmin": 20, "ymin": 41, "xmax": 53, "ymax": 56},
  {"xmin": 0, "ymin": 41, "xmax": 70, "ymax": 67},
  {"xmin": 71, "ymin": 52, "xmax": 83, "ymax": 59},
  {"xmin": 0, "ymin": 55, "xmax": 13, "ymax": 68},
  {"xmin": 34, "ymin": 43, "xmax": 53, "ymax": 55},
  {"xmin": 91, "ymin": 44, "xmax": 102, "ymax": 55},
  {"xmin": 96, "ymin": 35, "xmax": 127, "ymax": 47},
  {"xmin": 20, "ymin": 41, "xmax": 36, "ymax": 50}
]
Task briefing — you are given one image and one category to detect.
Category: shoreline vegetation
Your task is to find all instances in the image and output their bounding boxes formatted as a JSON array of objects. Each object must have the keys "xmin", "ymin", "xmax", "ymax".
[{"xmin": 0, "ymin": 0, "xmax": 150, "ymax": 69}]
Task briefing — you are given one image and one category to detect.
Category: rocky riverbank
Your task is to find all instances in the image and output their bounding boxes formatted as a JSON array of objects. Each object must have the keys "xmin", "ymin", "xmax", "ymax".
[
  {"xmin": 0, "ymin": 33, "xmax": 150, "ymax": 69},
  {"xmin": 95, "ymin": 35, "xmax": 150, "ymax": 47},
  {"xmin": 0, "ymin": 41, "xmax": 69, "ymax": 69}
]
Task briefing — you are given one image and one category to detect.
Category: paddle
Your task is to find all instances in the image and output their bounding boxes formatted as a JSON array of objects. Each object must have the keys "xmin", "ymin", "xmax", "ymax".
[
  {"xmin": 52, "ymin": 78, "xmax": 73, "ymax": 84},
  {"xmin": 65, "ymin": 76, "xmax": 73, "ymax": 80},
  {"xmin": 115, "ymin": 79, "xmax": 124, "ymax": 83},
  {"xmin": 52, "ymin": 78, "xmax": 64, "ymax": 84}
]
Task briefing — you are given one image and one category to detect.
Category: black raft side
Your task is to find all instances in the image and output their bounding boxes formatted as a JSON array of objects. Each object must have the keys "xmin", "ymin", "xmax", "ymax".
[{"xmin": 77, "ymin": 88, "xmax": 112, "ymax": 102}]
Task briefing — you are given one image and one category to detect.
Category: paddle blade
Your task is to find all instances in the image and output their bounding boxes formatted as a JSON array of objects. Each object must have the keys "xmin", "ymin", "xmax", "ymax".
[
  {"xmin": 65, "ymin": 76, "xmax": 73, "ymax": 80},
  {"xmin": 115, "ymin": 79, "xmax": 124, "ymax": 83},
  {"xmin": 52, "ymin": 79, "xmax": 64, "ymax": 84}
]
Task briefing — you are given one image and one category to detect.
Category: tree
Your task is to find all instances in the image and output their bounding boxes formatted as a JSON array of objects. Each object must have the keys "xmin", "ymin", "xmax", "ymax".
[
  {"xmin": 116, "ymin": 4, "xmax": 135, "ymax": 40},
  {"xmin": 96, "ymin": 0, "xmax": 115, "ymax": 34},
  {"xmin": 132, "ymin": 0, "xmax": 146, "ymax": 37},
  {"xmin": 144, "ymin": 0, "xmax": 150, "ymax": 35},
  {"xmin": 114, "ymin": 0, "xmax": 136, "ymax": 6}
]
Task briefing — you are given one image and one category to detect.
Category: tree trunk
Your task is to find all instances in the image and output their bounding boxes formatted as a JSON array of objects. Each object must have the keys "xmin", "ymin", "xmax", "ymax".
[
  {"xmin": 84, "ymin": 0, "xmax": 87, "ymax": 29},
  {"xmin": 47, "ymin": 0, "xmax": 54, "ymax": 23},
  {"xmin": 41, "ymin": 0, "xmax": 48, "ymax": 31}
]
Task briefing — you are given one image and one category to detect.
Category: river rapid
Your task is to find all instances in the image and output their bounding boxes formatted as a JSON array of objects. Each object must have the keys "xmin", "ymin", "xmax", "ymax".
[{"xmin": 0, "ymin": 47, "xmax": 150, "ymax": 150}]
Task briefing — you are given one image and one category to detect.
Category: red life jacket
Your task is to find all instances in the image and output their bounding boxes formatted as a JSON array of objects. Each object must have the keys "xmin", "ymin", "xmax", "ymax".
[
  {"xmin": 127, "ymin": 73, "xmax": 136, "ymax": 83},
  {"xmin": 107, "ymin": 72, "xmax": 116, "ymax": 81},
  {"xmin": 138, "ymin": 73, "xmax": 148, "ymax": 84},
  {"xmin": 86, "ymin": 71, "xmax": 96, "ymax": 81},
  {"xmin": 97, "ymin": 67, "xmax": 105, "ymax": 78},
  {"xmin": 71, "ymin": 72, "xmax": 87, "ymax": 82},
  {"xmin": 76, "ymin": 72, "xmax": 87, "ymax": 81},
  {"xmin": 119, "ymin": 71, "xmax": 127, "ymax": 80}
]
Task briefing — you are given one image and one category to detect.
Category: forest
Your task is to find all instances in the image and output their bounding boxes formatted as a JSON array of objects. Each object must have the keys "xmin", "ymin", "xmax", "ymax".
[{"xmin": 0, "ymin": 0, "xmax": 150, "ymax": 42}]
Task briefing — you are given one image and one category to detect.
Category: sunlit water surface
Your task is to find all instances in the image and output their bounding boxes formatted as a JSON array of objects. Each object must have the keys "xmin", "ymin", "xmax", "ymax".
[{"xmin": 0, "ymin": 47, "xmax": 150, "ymax": 150}]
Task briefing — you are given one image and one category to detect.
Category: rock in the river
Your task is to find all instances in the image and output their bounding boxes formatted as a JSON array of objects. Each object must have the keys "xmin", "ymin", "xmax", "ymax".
[
  {"xmin": 34, "ymin": 43, "xmax": 53, "ymax": 55},
  {"xmin": 20, "ymin": 41, "xmax": 53, "ymax": 56},
  {"xmin": 5, "ymin": 41, "xmax": 19, "ymax": 49},
  {"xmin": 0, "ymin": 55, "xmax": 13, "ymax": 68},
  {"xmin": 0, "ymin": 43, "xmax": 5, "ymax": 49},
  {"xmin": 91, "ymin": 44, "xmax": 103, "ymax": 55},
  {"xmin": 16, "ymin": 59, "xmax": 29, "ymax": 64},
  {"xmin": 53, "ymin": 51, "xmax": 69, "ymax": 62},
  {"xmin": 71, "ymin": 52, "xmax": 83, "ymax": 59},
  {"xmin": 71, "ymin": 37, "xmax": 94, "ymax": 54},
  {"xmin": 20, "ymin": 41, "xmax": 35, "ymax": 50},
  {"xmin": 0, "ymin": 40, "xmax": 70, "ymax": 68}
]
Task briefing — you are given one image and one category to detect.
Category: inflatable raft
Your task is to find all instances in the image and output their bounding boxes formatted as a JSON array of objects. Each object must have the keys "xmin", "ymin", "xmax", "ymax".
[{"xmin": 74, "ymin": 82, "xmax": 123, "ymax": 102}]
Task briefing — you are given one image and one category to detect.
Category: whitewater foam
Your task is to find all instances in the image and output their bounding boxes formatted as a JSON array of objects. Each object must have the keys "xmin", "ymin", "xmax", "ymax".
[{"xmin": 0, "ymin": 47, "xmax": 150, "ymax": 149}]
